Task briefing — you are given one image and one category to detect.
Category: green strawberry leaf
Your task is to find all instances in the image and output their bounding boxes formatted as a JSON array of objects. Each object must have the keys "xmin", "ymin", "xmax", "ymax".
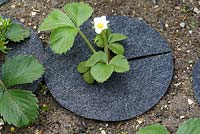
[
  {"xmin": 77, "ymin": 61, "xmax": 89, "ymax": 73},
  {"xmin": 94, "ymin": 34, "xmax": 104, "ymax": 48},
  {"xmin": 109, "ymin": 33, "xmax": 128, "ymax": 44},
  {"xmin": 2, "ymin": 55, "xmax": 45, "ymax": 87},
  {"xmin": 136, "ymin": 124, "xmax": 169, "ymax": 134},
  {"xmin": 6, "ymin": 23, "xmax": 30, "ymax": 42},
  {"xmin": 108, "ymin": 43, "xmax": 124, "ymax": 55},
  {"xmin": 85, "ymin": 51, "xmax": 107, "ymax": 67},
  {"xmin": 38, "ymin": 9, "xmax": 75, "ymax": 31},
  {"xmin": 50, "ymin": 26, "xmax": 79, "ymax": 54},
  {"xmin": 83, "ymin": 71, "xmax": 94, "ymax": 84},
  {"xmin": 91, "ymin": 63, "xmax": 113, "ymax": 83},
  {"xmin": 177, "ymin": 118, "xmax": 200, "ymax": 134},
  {"xmin": 64, "ymin": 2, "xmax": 93, "ymax": 27},
  {"xmin": 110, "ymin": 55, "xmax": 130, "ymax": 73},
  {"xmin": 0, "ymin": 88, "xmax": 38, "ymax": 127}
]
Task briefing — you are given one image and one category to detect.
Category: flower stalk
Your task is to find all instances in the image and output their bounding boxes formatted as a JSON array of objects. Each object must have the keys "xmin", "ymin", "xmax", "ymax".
[{"xmin": 102, "ymin": 32, "xmax": 110, "ymax": 63}]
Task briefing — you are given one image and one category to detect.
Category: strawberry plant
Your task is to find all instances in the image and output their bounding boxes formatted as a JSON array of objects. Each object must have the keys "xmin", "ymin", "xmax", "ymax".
[
  {"xmin": 136, "ymin": 118, "xmax": 200, "ymax": 134},
  {"xmin": 0, "ymin": 55, "xmax": 44, "ymax": 127},
  {"xmin": 39, "ymin": 2, "xmax": 130, "ymax": 84},
  {"xmin": 0, "ymin": 16, "xmax": 30, "ymax": 53}
]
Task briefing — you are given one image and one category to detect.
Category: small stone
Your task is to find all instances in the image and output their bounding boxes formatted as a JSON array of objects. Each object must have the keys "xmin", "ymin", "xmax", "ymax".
[
  {"xmin": 39, "ymin": 35, "xmax": 45, "ymax": 40},
  {"xmin": 33, "ymin": 26, "xmax": 37, "ymax": 29},
  {"xmin": 189, "ymin": 30, "xmax": 192, "ymax": 34},
  {"xmin": 187, "ymin": 99, "xmax": 194, "ymax": 105},
  {"xmin": 136, "ymin": 118, "xmax": 145, "ymax": 124},
  {"xmin": 175, "ymin": 6, "xmax": 181, "ymax": 10},
  {"xmin": 198, "ymin": 1, "xmax": 200, "ymax": 5},
  {"xmin": 180, "ymin": 116, "xmax": 185, "ymax": 119},
  {"xmin": 154, "ymin": 5, "xmax": 159, "ymax": 9},
  {"xmin": 101, "ymin": 130, "xmax": 106, "ymax": 134},
  {"xmin": 165, "ymin": 23, "xmax": 169, "ymax": 28},
  {"xmin": 11, "ymin": 5, "xmax": 16, "ymax": 8},
  {"xmin": 35, "ymin": 129, "xmax": 44, "ymax": 134},
  {"xmin": 180, "ymin": 22, "xmax": 185, "ymax": 28},
  {"xmin": 20, "ymin": 18, "xmax": 25, "ymax": 23},
  {"xmin": 174, "ymin": 82, "xmax": 181, "ymax": 87},
  {"xmin": 31, "ymin": 11, "xmax": 37, "ymax": 16},
  {"xmin": 186, "ymin": 50, "xmax": 190, "ymax": 53},
  {"xmin": 194, "ymin": 7, "xmax": 200, "ymax": 14},
  {"xmin": 132, "ymin": 10, "xmax": 136, "ymax": 15}
]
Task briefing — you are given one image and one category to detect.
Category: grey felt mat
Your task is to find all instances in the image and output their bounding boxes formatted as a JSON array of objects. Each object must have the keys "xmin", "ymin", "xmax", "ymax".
[
  {"xmin": 192, "ymin": 60, "xmax": 200, "ymax": 104},
  {"xmin": 0, "ymin": 0, "xmax": 9, "ymax": 5},
  {"xmin": 44, "ymin": 16, "xmax": 174, "ymax": 121}
]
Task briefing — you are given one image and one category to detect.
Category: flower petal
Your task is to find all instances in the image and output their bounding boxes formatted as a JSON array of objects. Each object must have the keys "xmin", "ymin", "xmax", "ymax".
[{"xmin": 95, "ymin": 28, "xmax": 103, "ymax": 34}]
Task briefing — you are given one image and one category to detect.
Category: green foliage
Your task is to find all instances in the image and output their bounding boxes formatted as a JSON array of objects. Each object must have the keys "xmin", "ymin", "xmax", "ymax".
[
  {"xmin": 0, "ymin": 55, "xmax": 44, "ymax": 127},
  {"xmin": 0, "ymin": 88, "xmax": 38, "ymax": 127},
  {"xmin": 0, "ymin": 16, "xmax": 30, "ymax": 53},
  {"xmin": 109, "ymin": 33, "xmax": 128, "ymax": 44},
  {"xmin": 64, "ymin": 3, "xmax": 93, "ymax": 27},
  {"xmin": 108, "ymin": 43, "xmax": 124, "ymax": 55},
  {"xmin": 91, "ymin": 63, "xmax": 113, "ymax": 83},
  {"xmin": 0, "ymin": 17, "xmax": 11, "ymax": 53},
  {"xmin": 136, "ymin": 124, "xmax": 169, "ymax": 134},
  {"xmin": 2, "ymin": 55, "xmax": 45, "ymax": 87},
  {"xmin": 177, "ymin": 118, "xmax": 200, "ymax": 134},
  {"xmin": 39, "ymin": 2, "xmax": 130, "ymax": 84},
  {"xmin": 83, "ymin": 29, "xmax": 129, "ymax": 83},
  {"xmin": 85, "ymin": 51, "xmax": 107, "ymax": 67},
  {"xmin": 0, "ymin": 17, "xmax": 11, "ymax": 41},
  {"xmin": 39, "ymin": 2, "xmax": 93, "ymax": 54},
  {"xmin": 110, "ymin": 55, "xmax": 130, "ymax": 73},
  {"xmin": 38, "ymin": 9, "xmax": 75, "ymax": 31},
  {"xmin": 136, "ymin": 118, "xmax": 200, "ymax": 134},
  {"xmin": 83, "ymin": 71, "xmax": 94, "ymax": 84},
  {"xmin": 77, "ymin": 61, "xmax": 89, "ymax": 73},
  {"xmin": 94, "ymin": 34, "xmax": 104, "ymax": 48},
  {"xmin": 6, "ymin": 24, "xmax": 30, "ymax": 42},
  {"xmin": 50, "ymin": 27, "xmax": 79, "ymax": 54},
  {"xmin": 0, "ymin": 40, "xmax": 9, "ymax": 53}
]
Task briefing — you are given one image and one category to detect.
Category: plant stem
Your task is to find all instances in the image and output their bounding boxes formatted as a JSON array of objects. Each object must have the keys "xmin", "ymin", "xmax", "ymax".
[
  {"xmin": 0, "ymin": 80, "xmax": 6, "ymax": 90},
  {"xmin": 102, "ymin": 33, "xmax": 110, "ymax": 63},
  {"xmin": 78, "ymin": 30, "xmax": 96, "ymax": 53}
]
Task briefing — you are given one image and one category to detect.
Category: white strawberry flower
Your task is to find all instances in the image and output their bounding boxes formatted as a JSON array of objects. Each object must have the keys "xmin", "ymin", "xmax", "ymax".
[{"xmin": 94, "ymin": 16, "xmax": 109, "ymax": 34}]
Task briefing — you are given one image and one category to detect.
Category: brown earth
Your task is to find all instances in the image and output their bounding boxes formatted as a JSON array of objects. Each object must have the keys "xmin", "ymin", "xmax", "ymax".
[{"xmin": 0, "ymin": 0, "xmax": 200, "ymax": 134}]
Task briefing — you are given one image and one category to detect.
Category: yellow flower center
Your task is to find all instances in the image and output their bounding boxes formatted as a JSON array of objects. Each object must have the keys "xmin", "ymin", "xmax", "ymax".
[{"xmin": 97, "ymin": 23, "xmax": 104, "ymax": 29}]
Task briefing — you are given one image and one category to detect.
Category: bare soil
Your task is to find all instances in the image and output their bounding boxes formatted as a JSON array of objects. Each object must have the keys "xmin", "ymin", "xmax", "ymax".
[{"xmin": 0, "ymin": 0, "xmax": 200, "ymax": 134}]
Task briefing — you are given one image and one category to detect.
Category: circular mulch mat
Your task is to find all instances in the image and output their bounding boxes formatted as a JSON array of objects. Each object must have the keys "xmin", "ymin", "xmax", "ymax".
[
  {"xmin": 0, "ymin": 0, "xmax": 9, "ymax": 5},
  {"xmin": 44, "ymin": 16, "xmax": 174, "ymax": 121},
  {"xmin": 0, "ymin": 16, "xmax": 46, "ymax": 92},
  {"xmin": 192, "ymin": 60, "xmax": 200, "ymax": 104}
]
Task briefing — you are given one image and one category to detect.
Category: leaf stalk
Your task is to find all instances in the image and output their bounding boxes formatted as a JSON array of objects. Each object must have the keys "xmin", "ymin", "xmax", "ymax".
[
  {"xmin": 0, "ymin": 80, "xmax": 7, "ymax": 90},
  {"xmin": 78, "ymin": 30, "xmax": 96, "ymax": 53}
]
